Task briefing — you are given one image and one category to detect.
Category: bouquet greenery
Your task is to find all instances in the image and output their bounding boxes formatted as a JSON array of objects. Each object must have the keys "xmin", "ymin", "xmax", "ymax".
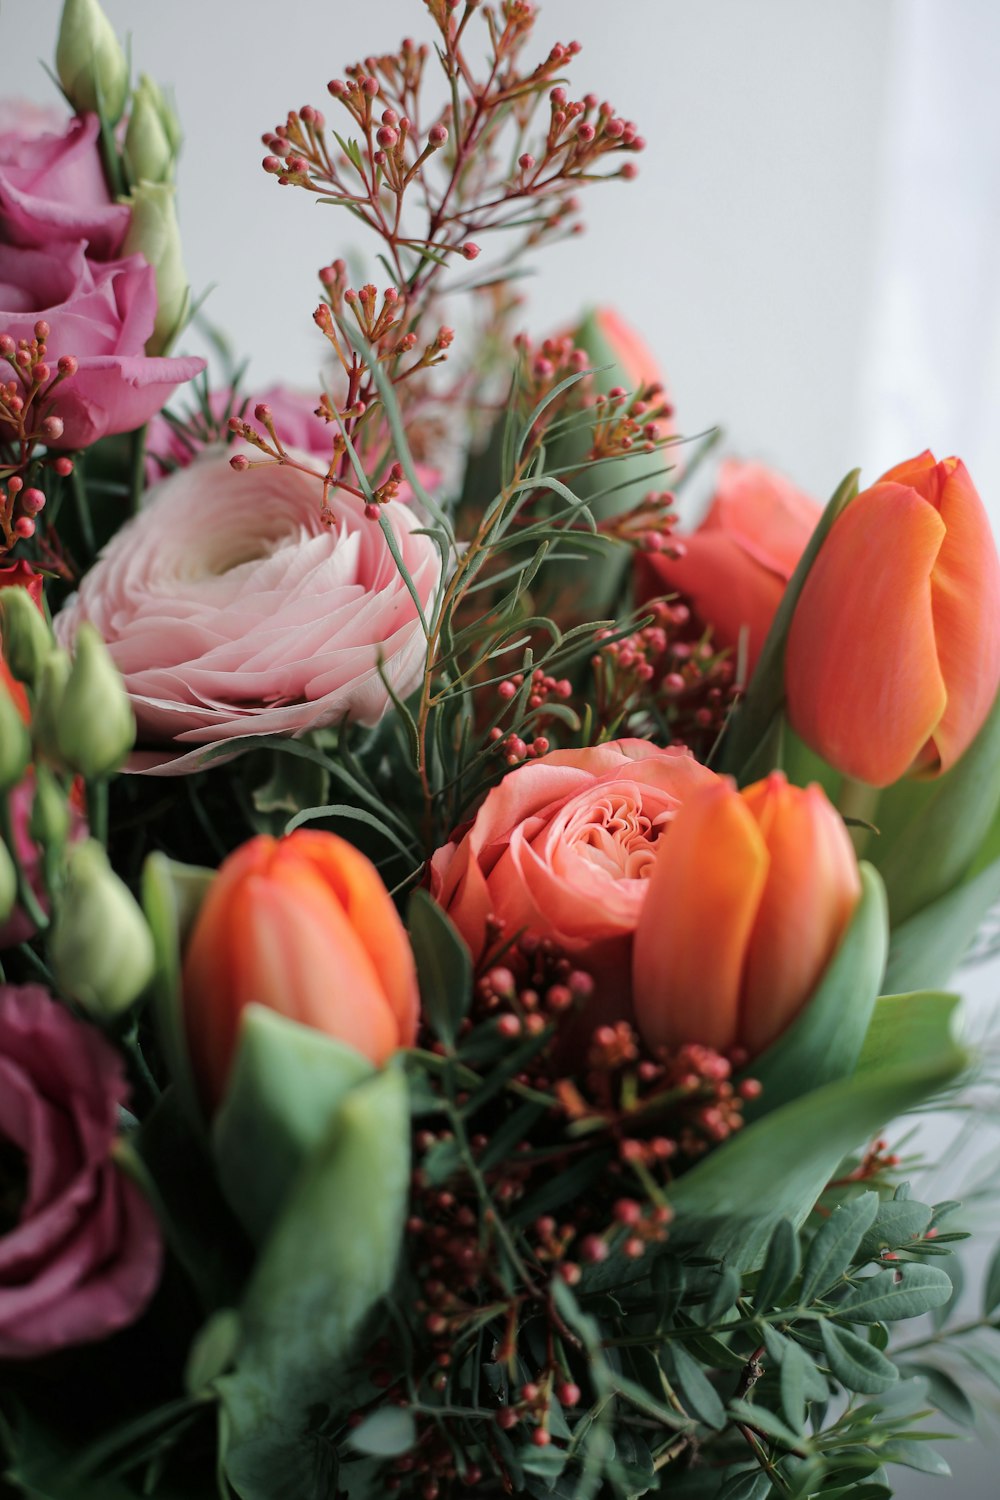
[{"xmin": 3, "ymin": 3, "xmax": 1000, "ymax": 1497}]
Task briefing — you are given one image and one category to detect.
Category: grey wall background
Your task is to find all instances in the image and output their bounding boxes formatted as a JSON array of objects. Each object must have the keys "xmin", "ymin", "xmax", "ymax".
[{"xmin": 6, "ymin": 1, "xmax": 1000, "ymax": 1494}]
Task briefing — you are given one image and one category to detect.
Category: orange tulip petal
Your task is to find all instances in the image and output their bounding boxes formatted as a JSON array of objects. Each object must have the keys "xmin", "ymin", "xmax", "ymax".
[
  {"xmin": 707, "ymin": 461, "xmax": 821, "ymax": 578},
  {"xmin": 740, "ymin": 779, "xmax": 860, "ymax": 1053},
  {"xmin": 633, "ymin": 781, "xmax": 769, "ymax": 1053},
  {"xmin": 646, "ymin": 531, "xmax": 786, "ymax": 674},
  {"xmin": 278, "ymin": 831, "xmax": 418, "ymax": 1046},
  {"xmin": 785, "ymin": 484, "xmax": 948, "ymax": 787},
  {"xmin": 927, "ymin": 461, "xmax": 1000, "ymax": 772}
]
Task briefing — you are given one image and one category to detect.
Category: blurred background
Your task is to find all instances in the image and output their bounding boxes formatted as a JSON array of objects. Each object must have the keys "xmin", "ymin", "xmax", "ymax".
[{"xmin": 7, "ymin": 0, "xmax": 1000, "ymax": 1492}]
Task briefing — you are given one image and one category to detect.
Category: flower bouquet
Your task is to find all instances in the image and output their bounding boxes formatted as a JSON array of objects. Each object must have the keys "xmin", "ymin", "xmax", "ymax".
[{"xmin": 4, "ymin": 3, "xmax": 1000, "ymax": 1497}]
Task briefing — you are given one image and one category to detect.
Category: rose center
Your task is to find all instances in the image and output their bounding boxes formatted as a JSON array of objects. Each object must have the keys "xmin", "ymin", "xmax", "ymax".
[
  {"xmin": 0, "ymin": 1134, "xmax": 27, "ymax": 1234},
  {"xmin": 566, "ymin": 794, "xmax": 662, "ymax": 880}
]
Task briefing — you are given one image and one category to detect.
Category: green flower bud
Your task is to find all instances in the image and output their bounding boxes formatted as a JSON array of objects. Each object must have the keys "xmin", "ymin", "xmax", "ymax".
[
  {"xmin": 56, "ymin": 0, "xmax": 129, "ymax": 126},
  {"xmin": 0, "ymin": 836, "xmax": 15, "ymax": 925},
  {"xmin": 51, "ymin": 841, "xmax": 155, "ymax": 1018},
  {"xmin": 32, "ymin": 649, "xmax": 72, "ymax": 765},
  {"xmin": 122, "ymin": 182, "xmax": 190, "ymax": 355},
  {"xmin": 0, "ymin": 587, "xmax": 54, "ymax": 688},
  {"xmin": 28, "ymin": 766, "xmax": 72, "ymax": 853},
  {"xmin": 56, "ymin": 625, "xmax": 135, "ymax": 779},
  {"xmin": 0, "ymin": 678, "xmax": 30, "ymax": 793},
  {"xmin": 125, "ymin": 76, "xmax": 174, "ymax": 186}
]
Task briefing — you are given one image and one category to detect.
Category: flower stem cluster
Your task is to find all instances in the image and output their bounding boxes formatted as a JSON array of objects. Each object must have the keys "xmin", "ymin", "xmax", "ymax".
[
  {"xmin": 592, "ymin": 599, "xmax": 738, "ymax": 757},
  {"xmin": 0, "ymin": 323, "xmax": 78, "ymax": 552}
]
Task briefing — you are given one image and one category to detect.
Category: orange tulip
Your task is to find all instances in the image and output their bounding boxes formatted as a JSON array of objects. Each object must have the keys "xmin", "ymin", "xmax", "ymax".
[
  {"xmin": 182, "ymin": 830, "xmax": 419, "ymax": 1106},
  {"xmin": 633, "ymin": 773, "xmax": 860, "ymax": 1057},
  {"xmin": 785, "ymin": 452, "xmax": 1000, "ymax": 787},
  {"xmin": 637, "ymin": 460, "xmax": 820, "ymax": 679}
]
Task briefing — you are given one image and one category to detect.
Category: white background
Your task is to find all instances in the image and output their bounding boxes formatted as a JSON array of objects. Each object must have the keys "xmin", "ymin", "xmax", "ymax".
[{"xmin": 6, "ymin": 1, "xmax": 1000, "ymax": 1494}]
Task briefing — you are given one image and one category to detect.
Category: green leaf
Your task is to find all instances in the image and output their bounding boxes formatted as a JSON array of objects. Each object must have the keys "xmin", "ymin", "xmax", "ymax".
[
  {"xmin": 348, "ymin": 1407, "xmax": 416, "ymax": 1458},
  {"xmin": 878, "ymin": 1441, "xmax": 951, "ymax": 1477},
  {"xmin": 652, "ymin": 1256, "xmax": 688, "ymax": 1322},
  {"xmin": 219, "ymin": 1066, "xmax": 409, "ymax": 1489},
  {"xmin": 742, "ymin": 865, "xmax": 887, "ymax": 1121},
  {"xmin": 931, "ymin": 1255, "xmax": 965, "ymax": 1331},
  {"xmin": 819, "ymin": 1321, "xmax": 898, "ymax": 1394},
  {"xmin": 983, "ymin": 1239, "xmax": 1000, "ymax": 1316},
  {"xmin": 800, "ymin": 1193, "xmax": 880, "ymax": 1304},
  {"xmin": 754, "ymin": 1219, "xmax": 801, "ymax": 1310},
  {"xmin": 871, "ymin": 684, "xmax": 1000, "ymax": 926},
  {"xmin": 705, "ymin": 1264, "xmax": 741, "ymax": 1322},
  {"xmin": 407, "ymin": 889, "xmax": 471, "ymax": 1049},
  {"xmin": 856, "ymin": 1199, "xmax": 932, "ymax": 1261},
  {"xmin": 727, "ymin": 1398, "xmax": 806, "ymax": 1451},
  {"xmin": 957, "ymin": 1340, "xmax": 1000, "ymax": 1390},
  {"xmin": 834, "ymin": 1264, "xmax": 953, "ymax": 1323},
  {"xmin": 212, "ymin": 1006, "xmax": 374, "ymax": 1241},
  {"xmin": 884, "ymin": 851, "xmax": 1000, "ymax": 995},
  {"xmin": 779, "ymin": 1339, "xmax": 828, "ymax": 1431},
  {"xmin": 897, "ymin": 1362, "xmax": 976, "ymax": 1426},
  {"xmin": 662, "ymin": 1342, "xmax": 727, "ymax": 1430},
  {"xmin": 665, "ymin": 992, "xmax": 966, "ymax": 1268},
  {"xmin": 718, "ymin": 468, "xmax": 860, "ymax": 780},
  {"xmin": 141, "ymin": 852, "xmax": 213, "ymax": 1128},
  {"xmin": 718, "ymin": 1470, "xmax": 774, "ymax": 1500}
]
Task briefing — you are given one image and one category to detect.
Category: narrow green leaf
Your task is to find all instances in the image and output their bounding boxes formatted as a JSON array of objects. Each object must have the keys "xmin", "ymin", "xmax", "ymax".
[
  {"xmin": 878, "ymin": 1441, "xmax": 951, "ymax": 1477},
  {"xmin": 856, "ymin": 1199, "xmax": 932, "ymax": 1261},
  {"xmin": 983, "ymin": 1240, "xmax": 1000, "ymax": 1317},
  {"xmin": 284, "ymin": 801, "xmax": 419, "ymax": 862},
  {"xmin": 819, "ymin": 1321, "xmax": 899, "ymax": 1395},
  {"xmin": 835, "ymin": 1264, "xmax": 952, "ymax": 1324},
  {"xmin": 780, "ymin": 1338, "xmax": 828, "ymax": 1431},
  {"xmin": 407, "ymin": 889, "xmax": 472, "ymax": 1049},
  {"xmin": 897, "ymin": 1362, "xmax": 977, "ymax": 1426},
  {"xmin": 662, "ymin": 1342, "xmax": 727, "ymax": 1430},
  {"xmin": 754, "ymin": 1219, "xmax": 801, "ymax": 1310},
  {"xmin": 800, "ymin": 1193, "xmax": 880, "ymax": 1305},
  {"xmin": 718, "ymin": 1470, "xmax": 774, "ymax": 1500},
  {"xmin": 727, "ymin": 1398, "xmax": 805, "ymax": 1451}
]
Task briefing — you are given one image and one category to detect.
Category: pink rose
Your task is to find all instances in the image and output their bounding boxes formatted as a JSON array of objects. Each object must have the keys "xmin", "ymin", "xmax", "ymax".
[
  {"xmin": 0, "ymin": 241, "xmax": 205, "ymax": 449},
  {"xmin": 430, "ymin": 740, "xmax": 719, "ymax": 1028},
  {"xmin": 55, "ymin": 448, "xmax": 443, "ymax": 774},
  {"xmin": 0, "ymin": 984, "xmax": 162, "ymax": 1359},
  {"xmin": 0, "ymin": 106, "xmax": 130, "ymax": 261},
  {"xmin": 636, "ymin": 459, "xmax": 821, "ymax": 679}
]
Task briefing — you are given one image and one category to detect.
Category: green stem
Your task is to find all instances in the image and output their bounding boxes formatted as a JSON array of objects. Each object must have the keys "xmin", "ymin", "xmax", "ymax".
[
  {"xmin": 892, "ymin": 1315, "xmax": 995, "ymax": 1358},
  {"xmin": 87, "ymin": 778, "xmax": 109, "ymax": 848},
  {"xmin": 128, "ymin": 423, "xmax": 148, "ymax": 517},
  {"xmin": 70, "ymin": 461, "xmax": 96, "ymax": 559},
  {"xmin": 0, "ymin": 792, "xmax": 49, "ymax": 932},
  {"xmin": 837, "ymin": 775, "xmax": 880, "ymax": 856}
]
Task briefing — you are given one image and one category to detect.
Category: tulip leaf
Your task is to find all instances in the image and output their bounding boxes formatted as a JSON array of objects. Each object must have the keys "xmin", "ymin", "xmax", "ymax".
[
  {"xmin": 212, "ymin": 1005, "xmax": 374, "ymax": 1242},
  {"xmin": 219, "ymin": 1065, "xmax": 409, "ymax": 1497},
  {"xmin": 407, "ymin": 887, "xmax": 472, "ymax": 1048},
  {"xmin": 883, "ymin": 850, "xmax": 1000, "ymax": 995},
  {"xmin": 871, "ymin": 685, "xmax": 1000, "ymax": 926},
  {"xmin": 663, "ymin": 991, "xmax": 966, "ymax": 1268},
  {"xmin": 740, "ymin": 863, "xmax": 887, "ymax": 1121},
  {"xmin": 141, "ymin": 852, "xmax": 213, "ymax": 1130},
  {"xmin": 718, "ymin": 467, "xmax": 860, "ymax": 782}
]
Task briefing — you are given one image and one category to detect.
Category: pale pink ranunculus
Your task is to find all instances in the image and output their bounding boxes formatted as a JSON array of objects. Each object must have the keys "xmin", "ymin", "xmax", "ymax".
[
  {"xmin": 145, "ymin": 385, "xmax": 335, "ymax": 480},
  {"xmin": 55, "ymin": 447, "xmax": 442, "ymax": 775},
  {"xmin": 0, "ymin": 984, "xmax": 163, "ymax": 1359},
  {"xmin": 0, "ymin": 241, "xmax": 205, "ymax": 449},
  {"xmin": 430, "ymin": 740, "xmax": 719, "ymax": 1029},
  {"xmin": 0, "ymin": 106, "xmax": 130, "ymax": 260}
]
